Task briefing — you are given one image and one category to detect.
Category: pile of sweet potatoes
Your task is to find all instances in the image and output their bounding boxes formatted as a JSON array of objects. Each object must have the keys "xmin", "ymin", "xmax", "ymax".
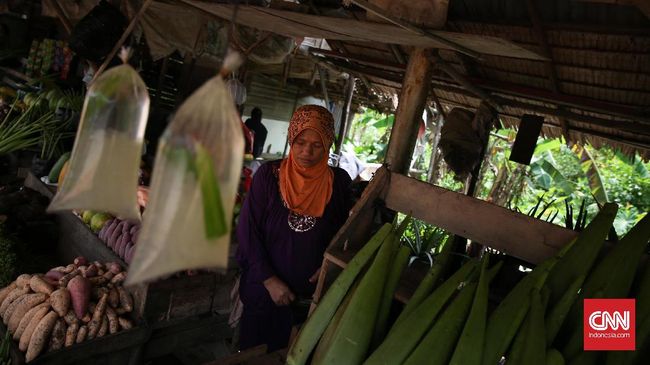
[
  {"xmin": 0, "ymin": 257, "xmax": 135, "ymax": 362},
  {"xmin": 97, "ymin": 219, "xmax": 140, "ymax": 264}
]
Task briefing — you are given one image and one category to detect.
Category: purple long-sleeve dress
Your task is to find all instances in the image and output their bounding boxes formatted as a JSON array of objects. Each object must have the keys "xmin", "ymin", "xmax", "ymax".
[{"xmin": 236, "ymin": 160, "xmax": 352, "ymax": 351}]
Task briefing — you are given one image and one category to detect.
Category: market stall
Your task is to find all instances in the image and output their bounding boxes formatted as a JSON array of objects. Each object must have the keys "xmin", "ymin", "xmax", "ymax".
[{"xmin": 0, "ymin": 0, "xmax": 649, "ymax": 364}]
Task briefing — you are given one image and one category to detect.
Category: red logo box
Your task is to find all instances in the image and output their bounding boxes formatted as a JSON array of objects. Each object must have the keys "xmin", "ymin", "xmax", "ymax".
[{"xmin": 584, "ymin": 298, "xmax": 635, "ymax": 351}]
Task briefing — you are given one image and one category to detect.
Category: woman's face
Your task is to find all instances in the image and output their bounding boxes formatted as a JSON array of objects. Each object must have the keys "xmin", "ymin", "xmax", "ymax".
[{"xmin": 293, "ymin": 129, "xmax": 327, "ymax": 168}]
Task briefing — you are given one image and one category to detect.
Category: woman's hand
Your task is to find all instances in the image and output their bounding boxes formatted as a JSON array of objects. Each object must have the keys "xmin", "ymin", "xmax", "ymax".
[{"xmin": 263, "ymin": 276, "xmax": 295, "ymax": 306}]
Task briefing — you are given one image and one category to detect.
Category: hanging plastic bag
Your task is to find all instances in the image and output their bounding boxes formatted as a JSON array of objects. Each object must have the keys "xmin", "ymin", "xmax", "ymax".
[
  {"xmin": 126, "ymin": 53, "xmax": 244, "ymax": 285},
  {"xmin": 48, "ymin": 50, "xmax": 149, "ymax": 221}
]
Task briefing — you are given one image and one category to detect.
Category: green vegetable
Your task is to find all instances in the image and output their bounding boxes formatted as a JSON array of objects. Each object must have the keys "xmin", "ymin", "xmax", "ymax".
[
  {"xmin": 195, "ymin": 142, "xmax": 227, "ymax": 240},
  {"xmin": 312, "ymin": 224, "xmax": 399, "ymax": 365},
  {"xmin": 364, "ymin": 259, "xmax": 479, "ymax": 365},
  {"xmin": 286, "ymin": 223, "xmax": 392, "ymax": 365},
  {"xmin": 394, "ymin": 234, "xmax": 453, "ymax": 327},
  {"xmin": 403, "ymin": 282, "xmax": 477, "ymax": 365},
  {"xmin": 449, "ymin": 254, "xmax": 490, "ymax": 365},
  {"xmin": 48, "ymin": 152, "xmax": 71, "ymax": 183}
]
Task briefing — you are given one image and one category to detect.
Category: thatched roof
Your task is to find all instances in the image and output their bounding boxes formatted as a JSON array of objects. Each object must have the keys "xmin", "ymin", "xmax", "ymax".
[{"xmin": 42, "ymin": 0, "xmax": 650, "ymax": 157}]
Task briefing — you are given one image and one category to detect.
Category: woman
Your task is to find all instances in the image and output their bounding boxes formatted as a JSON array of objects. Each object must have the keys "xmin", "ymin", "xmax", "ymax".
[{"xmin": 236, "ymin": 105, "xmax": 352, "ymax": 352}]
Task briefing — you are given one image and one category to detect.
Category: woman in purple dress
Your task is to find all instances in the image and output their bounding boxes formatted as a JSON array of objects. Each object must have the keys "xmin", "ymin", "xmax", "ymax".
[{"xmin": 236, "ymin": 105, "xmax": 353, "ymax": 352}]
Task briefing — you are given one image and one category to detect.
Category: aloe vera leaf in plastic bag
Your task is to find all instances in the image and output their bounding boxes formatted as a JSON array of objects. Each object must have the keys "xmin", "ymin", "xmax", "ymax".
[
  {"xmin": 126, "ymin": 74, "xmax": 244, "ymax": 285},
  {"xmin": 47, "ymin": 62, "xmax": 149, "ymax": 221}
]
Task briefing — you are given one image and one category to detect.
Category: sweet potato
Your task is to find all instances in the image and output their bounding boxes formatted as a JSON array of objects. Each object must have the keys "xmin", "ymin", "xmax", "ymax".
[
  {"xmin": 92, "ymin": 261, "xmax": 105, "ymax": 270},
  {"xmin": 116, "ymin": 233, "xmax": 130, "ymax": 258},
  {"xmin": 59, "ymin": 269, "xmax": 80, "ymax": 287},
  {"xmin": 111, "ymin": 272, "xmax": 127, "ymax": 285},
  {"xmin": 106, "ymin": 307, "xmax": 118, "ymax": 334},
  {"xmin": 117, "ymin": 287, "xmax": 133, "ymax": 312},
  {"xmin": 63, "ymin": 264, "xmax": 76, "ymax": 274},
  {"xmin": 98, "ymin": 315, "xmax": 108, "ymax": 337},
  {"xmin": 107, "ymin": 262, "xmax": 122, "ymax": 275},
  {"xmin": 8, "ymin": 293, "xmax": 47, "ymax": 332},
  {"xmin": 73, "ymin": 257, "xmax": 88, "ymax": 267},
  {"xmin": 0, "ymin": 282, "xmax": 17, "ymax": 304},
  {"xmin": 92, "ymin": 286, "xmax": 109, "ymax": 300},
  {"xmin": 124, "ymin": 243, "xmax": 135, "ymax": 264},
  {"xmin": 50, "ymin": 266, "xmax": 67, "ymax": 273},
  {"xmin": 65, "ymin": 322, "xmax": 79, "ymax": 347},
  {"xmin": 115, "ymin": 307, "xmax": 128, "ymax": 315},
  {"xmin": 0, "ymin": 286, "xmax": 29, "ymax": 316},
  {"xmin": 48, "ymin": 319, "xmax": 66, "ymax": 352},
  {"xmin": 25, "ymin": 310, "xmax": 58, "ymax": 361},
  {"xmin": 118, "ymin": 317, "xmax": 133, "ymax": 330},
  {"xmin": 62, "ymin": 311, "xmax": 78, "ymax": 326},
  {"xmin": 3, "ymin": 292, "xmax": 29, "ymax": 323},
  {"xmin": 50, "ymin": 288, "xmax": 71, "ymax": 317},
  {"xmin": 88, "ymin": 293, "xmax": 108, "ymax": 339},
  {"xmin": 84, "ymin": 264, "xmax": 98, "ymax": 278},
  {"xmin": 122, "ymin": 221, "xmax": 133, "ymax": 234},
  {"xmin": 98, "ymin": 219, "xmax": 114, "ymax": 241},
  {"xmin": 15, "ymin": 301, "xmax": 49, "ymax": 340},
  {"xmin": 16, "ymin": 274, "xmax": 32, "ymax": 288},
  {"xmin": 42, "ymin": 276, "xmax": 59, "ymax": 287},
  {"xmin": 29, "ymin": 275, "xmax": 54, "ymax": 295},
  {"xmin": 67, "ymin": 276, "xmax": 91, "ymax": 319},
  {"xmin": 108, "ymin": 288, "xmax": 119, "ymax": 308},
  {"xmin": 75, "ymin": 325, "xmax": 88, "ymax": 344},
  {"xmin": 108, "ymin": 221, "xmax": 126, "ymax": 249},
  {"xmin": 103, "ymin": 271, "xmax": 115, "ymax": 281},
  {"xmin": 81, "ymin": 313, "xmax": 91, "ymax": 323},
  {"xmin": 19, "ymin": 306, "xmax": 49, "ymax": 351},
  {"xmin": 103, "ymin": 220, "xmax": 119, "ymax": 245},
  {"xmin": 89, "ymin": 276, "xmax": 108, "ymax": 287}
]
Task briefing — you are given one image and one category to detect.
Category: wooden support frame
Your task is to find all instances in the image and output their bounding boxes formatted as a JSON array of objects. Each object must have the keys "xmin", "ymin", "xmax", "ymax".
[
  {"xmin": 385, "ymin": 48, "xmax": 432, "ymax": 174},
  {"xmin": 310, "ymin": 165, "xmax": 579, "ymax": 312}
]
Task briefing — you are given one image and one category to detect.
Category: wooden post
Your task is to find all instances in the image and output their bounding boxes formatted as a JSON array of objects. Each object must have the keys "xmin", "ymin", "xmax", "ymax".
[
  {"xmin": 334, "ymin": 76, "xmax": 356, "ymax": 157},
  {"xmin": 385, "ymin": 48, "xmax": 432, "ymax": 174},
  {"xmin": 426, "ymin": 106, "xmax": 444, "ymax": 184}
]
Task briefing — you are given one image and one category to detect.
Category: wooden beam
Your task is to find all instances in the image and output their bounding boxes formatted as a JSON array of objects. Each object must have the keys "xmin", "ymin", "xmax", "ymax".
[
  {"xmin": 310, "ymin": 48, "xmax": 406, "ymax": 73},
  {"xmin": 390, "ymin": 45, "xmax": 406, "ymax": 64},
  {"xmin": 384, "ymin": 172, "xmax": 578, "ymax": 264},
  {"xmin": 348, "ymin": 0, "xmax": 481, "ymax": 59},
  {"xmin": 385, "ymin": 48, "xmax": 432, "ymax": 173},
  {"xmin": 334, "ymin": 76, "xmax": 356, "ymax": 156}
]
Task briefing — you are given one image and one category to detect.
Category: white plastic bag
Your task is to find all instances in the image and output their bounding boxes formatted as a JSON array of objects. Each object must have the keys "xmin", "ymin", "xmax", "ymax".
[
  {"xmin": 126, "ymin": 69, "xmax": 244, "ymax": 285},
  {"xmin": 48, "ymin": 57, "xmax": 149, "ymax": 221}
]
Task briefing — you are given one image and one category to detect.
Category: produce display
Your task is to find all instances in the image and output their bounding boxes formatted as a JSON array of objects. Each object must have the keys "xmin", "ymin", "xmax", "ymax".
[
  {"xmin": 75, "ymin": 211, "xmax": 139, "ymax": 264},
  {"xmin": 0, "ymin": 257, "xmax": 136, "ymax": 362},
  {"xmin": 287, "ymin": 204, "xmax": 650, "ymax": 365},
  {"xmin": 97, "ymin": 218, "xmax": 140, "ymax": 264}
]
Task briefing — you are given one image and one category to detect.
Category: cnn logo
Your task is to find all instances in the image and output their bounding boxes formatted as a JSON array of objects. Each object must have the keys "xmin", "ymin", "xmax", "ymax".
[
  {"xmin": 584, "ymin": 299, "xmax": 635, "ymax": 351},
  {"xmin": 588, "ymin": 310, "xmax": 630, "ymax": 331}
]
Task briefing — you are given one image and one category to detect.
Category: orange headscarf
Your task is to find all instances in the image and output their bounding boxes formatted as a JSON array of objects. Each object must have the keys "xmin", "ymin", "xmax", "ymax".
[{"xmin": 280, "ymin": 105, "xmax": 336, "ymax": 217}]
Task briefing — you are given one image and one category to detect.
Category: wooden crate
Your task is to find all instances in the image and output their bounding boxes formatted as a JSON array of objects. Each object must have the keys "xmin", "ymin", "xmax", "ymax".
[
  {"xmin": 312, "ymin": 166, "xmax": 579, "ymax": 308},
  {"xmin": 0, "ymin": 321, "xmax": 150, "ymax": 365},
  {"xmin": 23, "ymin": 172, "xmax": 236, "ymax": 323}
]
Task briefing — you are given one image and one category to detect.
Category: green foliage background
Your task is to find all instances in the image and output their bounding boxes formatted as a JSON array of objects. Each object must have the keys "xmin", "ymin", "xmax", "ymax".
[{"xmin": 346, "ymin": 108, "xmax": 649, "ymax": 235}]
